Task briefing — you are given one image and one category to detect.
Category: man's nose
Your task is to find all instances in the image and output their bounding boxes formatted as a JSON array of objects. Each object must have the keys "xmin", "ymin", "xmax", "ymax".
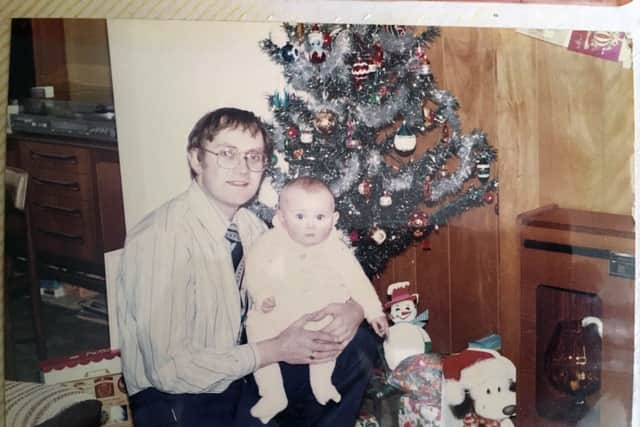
[{"xmin": 235, "ymin": 156, "xmax": 250, "ymax": 173}]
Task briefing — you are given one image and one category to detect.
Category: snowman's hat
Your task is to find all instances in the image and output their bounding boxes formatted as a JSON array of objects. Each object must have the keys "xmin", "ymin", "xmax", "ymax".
[{"xmin": 384, "ymin": 281, "xmax": 419, "ymax": 309}]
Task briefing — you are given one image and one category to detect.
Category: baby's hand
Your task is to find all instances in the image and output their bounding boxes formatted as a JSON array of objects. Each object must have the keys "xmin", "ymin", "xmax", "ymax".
[
  {"xmin": 261, "ymin": 296, "xmax": 276, "ymax": 313},
  {"xmin": 370, "ymin": 315, "xmax": 389, "ymax": 338}
]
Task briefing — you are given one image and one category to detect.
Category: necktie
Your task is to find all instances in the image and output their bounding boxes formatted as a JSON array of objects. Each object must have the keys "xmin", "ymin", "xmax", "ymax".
[{"xmin": 225, "ymin": 223, "xmax": 247, "ymax": 344}]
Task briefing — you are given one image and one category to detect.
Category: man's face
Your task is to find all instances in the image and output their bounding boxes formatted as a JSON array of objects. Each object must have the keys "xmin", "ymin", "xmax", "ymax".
[
  {"xmin": 277, "ymin": 188, "xmax": 338, "ymax": 247},
  {"xmin": 188, "ymin": 126, "xmax": 265, "ymax": 218}
]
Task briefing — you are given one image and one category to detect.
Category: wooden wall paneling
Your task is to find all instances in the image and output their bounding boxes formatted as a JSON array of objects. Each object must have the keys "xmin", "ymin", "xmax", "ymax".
[
  {"xmin": 415, "ymin": 229, "xmax": 452, "ymax": 353},
  {"xmin": 537, "ymin": 43, "xmax": 604, "ymax": 213},
  {"xmin": 31, "ymin": 19, "xmax": 70, "ymax": 100},
  {"xmin": 600, "ymin": 60, "xmax": 634, "ymax": 215},
  {"xmin": 63, "ymin": 19, "xmax": 114, "ymax": 104},
  {"xmin": 442, "ymin": 28, "xmax": 499, "ymax": 351},
  {"xmin": 495, "ymin": 30, "xmax": 541, "ymax": 364}
]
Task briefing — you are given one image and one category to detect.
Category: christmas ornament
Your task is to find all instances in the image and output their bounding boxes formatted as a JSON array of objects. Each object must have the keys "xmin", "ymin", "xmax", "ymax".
[
  {"xmin": 383, "ymin": 281, "xmax": 431, "ymax": 370},
  {"xmin": 349, "ymin": 230, "xmax": 360, "ymax": 243},
  {"xmin": 293, "ymin": 148, "xmax": 304, "ymax": 160},
  {"xmin": 423, "ymin": 178, "xmax": 432, "ymax": 201},
  {"xmin": 287, "ymin": 127, "xmax": 299, "ymax": 138},
  {"xmin": 346, "ymin": 138, "xmax": 362, "ymax": 149},
  {"xmin": 379, "ymin": 191, "xmax": 393, "ymax": 207},
  {"xmin": 313, "ymin": 111, "xmax": 337, "ymax": 135},
  {"xmin": 370, "ymin": 42, "xmax": 384, "ymax": 70},
  {"xmin": 307, "ymin": 26, "xmax": 327, "ymax": 64},
  {"xmin": 408, "ymin": 212, "xmax": 429, "ymax": 238},
  {"xmin": 295, "ymin": 23, "xmax": 305, "ymax": 41},
  {"xmin": 423, "ymin": 107, "xmax": 436, "ymax": 127},
  {"xmin": 358, "ymin": 179, "xmax": 372, "ymax": 197},
  {"xmin": 379, "ymin": 85, "xmax": 388, "ymax": 97},
  {"xmin": 393, "ymin": 122, "xmax": 417, "ymax": 153},
  {"xmin": 272, "ymin": 90, "xmax": 290, "ymax": 109},
  {"xmin": 351, "ymin": 59, "xmax": 371, "ymax": 86},
  {"xmin": 477, "ymin": 158, "xmax": 490, "ymax": 183},
  {"xmin": 441, "ymin": 123, "xmax": 450, "ymax": 143},
  {"xmin": 419, "ymin": 53, "xmax": 431, "ymax": 75},
  {"xmin": 483, "ymin": 192, "xmax": 495, "ymax": 204},
  {"xmin": 439, "ymin": 165, "xmax": 449, "ymax": 178},
  {"xmin": 370, "ymin": 227, "xmax": 387, "ymax": 245},
  {"xmin": 299, "ymin": 124, "xmax": 313, "ymax": 144},
  {"xmin": 383, "ymin": 25, "xmax": 407, "ymax": 36},
  {"xmin": 280, "ymin": 42, "xmax": 299, "ymax": 63}
]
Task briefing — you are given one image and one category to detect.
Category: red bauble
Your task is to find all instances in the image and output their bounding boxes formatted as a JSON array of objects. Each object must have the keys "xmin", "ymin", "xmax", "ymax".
[
  {"xmin": 358, "ymin": 180, "xmax": 372, "ymax": 197},
  {"xmin": 379, "ymin": 85, "xmax": 388, "ymax": 97},
  {"xmin": 423, "ymin": 179, "xmax": 432, "ymax": 200},
  {"xmin": 442, "ymin": 123, "xmax": 450, "ymax": 143},
  {"xmin": 287, "ymin": 127, "xmax": 299, "ymax": 138},
  {"xmin": 322, "ymin": 31, "xmax": 332, "ymax": 48},
  {"xmin": 408, "ymin": 211, "xmax": 429, "ymax": 229},
  {"xmin": 483, "ymin": 192, "xmax": 495, "ymax": 204},
  {"xmin": 349, "ymin": 230, "xmax": 360, "ymax": 242}
]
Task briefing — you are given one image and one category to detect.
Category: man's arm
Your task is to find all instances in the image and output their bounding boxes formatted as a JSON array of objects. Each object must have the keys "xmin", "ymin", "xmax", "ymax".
[{"xmin": 119, "ymin": 218, "xmax": 258, "ymax": 394}]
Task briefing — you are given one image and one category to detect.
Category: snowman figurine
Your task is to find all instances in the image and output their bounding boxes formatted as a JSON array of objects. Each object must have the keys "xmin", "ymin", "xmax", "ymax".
[
  {"xmin": 383, "ymin": 281, "xmax": 432, "ymax": 371},
  {"xmin": 307, "ymin": 28, "xmax": 327, "ymax": 64}
]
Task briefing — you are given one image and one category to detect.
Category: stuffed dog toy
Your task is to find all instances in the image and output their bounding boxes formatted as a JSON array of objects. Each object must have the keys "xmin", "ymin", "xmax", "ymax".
[{"xmin": 443, "ymin": 348, "xmax": 517, "ymax": 427}]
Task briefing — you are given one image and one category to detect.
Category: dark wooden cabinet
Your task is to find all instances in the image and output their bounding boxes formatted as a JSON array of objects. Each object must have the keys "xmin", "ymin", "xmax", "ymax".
[
  {"xmin": 518, "ymin": 205, "xmax": 634, "ymax": 427},
  {"xmin": 7, "ymin": 134, "xmax": 125, "ymax": 291}
]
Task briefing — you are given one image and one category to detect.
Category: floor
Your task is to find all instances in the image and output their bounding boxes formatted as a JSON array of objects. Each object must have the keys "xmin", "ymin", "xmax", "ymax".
[{"xmin": 7, "ymin": 288, "xmax": 110, "ymax": 382}]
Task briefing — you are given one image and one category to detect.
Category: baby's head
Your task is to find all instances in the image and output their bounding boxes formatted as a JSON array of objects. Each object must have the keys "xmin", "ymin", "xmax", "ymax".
[{"xmin": 275, "ymin": 177, "xmax": 339, "ymax": 247}]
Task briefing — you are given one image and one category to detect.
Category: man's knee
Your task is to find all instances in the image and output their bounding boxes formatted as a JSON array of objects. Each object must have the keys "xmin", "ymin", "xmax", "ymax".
[{"xmin": 336, "ymin": 325, "xmax": 379, "ymax": 376}]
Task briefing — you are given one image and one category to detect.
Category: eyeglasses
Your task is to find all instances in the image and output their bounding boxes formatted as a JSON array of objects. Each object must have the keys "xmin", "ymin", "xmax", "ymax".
[{"xmin": 200, "ymin": 146, "xmax": 268, "ymax": 172}]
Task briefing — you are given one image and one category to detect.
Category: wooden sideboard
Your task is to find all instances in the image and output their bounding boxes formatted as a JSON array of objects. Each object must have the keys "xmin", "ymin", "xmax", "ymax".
[
  {"xmin": 518, "ymin": 205, "xmax": 634, "ymax": 427},
  {"xmin": 7, "ymin": 133, "xmax": 125, "ymax": 292}
]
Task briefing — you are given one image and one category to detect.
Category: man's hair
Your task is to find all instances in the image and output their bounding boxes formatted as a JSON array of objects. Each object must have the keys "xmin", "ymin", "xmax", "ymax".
[
  {"xmin": 279, "ymin": 176, "xmax": 335, "ymax": 209},
  {"xmin": 187, "ymin": 107, "xmax": 272, "ymax": 178}
]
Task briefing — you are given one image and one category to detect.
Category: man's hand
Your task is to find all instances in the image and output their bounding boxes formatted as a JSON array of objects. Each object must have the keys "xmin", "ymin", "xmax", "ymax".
[
  {"xmin": 314, "ymin": 299, "xmax": 364, "ymax": 350},
  {"xmin": 256, "ymin": 312, "xmax": 343, "ymax": 368},
  {"xmin": 369, "ymin": 315, "xmax": 389, "ymax": 338},
  {"xmin": 261, "ymin": 296, "xmax": 276, "ymax": 313}
]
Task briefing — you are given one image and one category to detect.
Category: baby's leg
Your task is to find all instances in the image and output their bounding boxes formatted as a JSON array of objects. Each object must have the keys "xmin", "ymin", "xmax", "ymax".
[
  {"xmin": 309, "ymin": 360, "xmax": 341, "ymax": 405},
  {"xmin": 251, "ymin": 364, "xmax": 288, "ymax": 424}
]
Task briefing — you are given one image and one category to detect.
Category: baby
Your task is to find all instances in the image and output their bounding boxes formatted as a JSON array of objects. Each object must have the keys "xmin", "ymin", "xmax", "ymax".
[{"xmin": 244, "ymin": 176, "xmax": 388, "ymax": 424}]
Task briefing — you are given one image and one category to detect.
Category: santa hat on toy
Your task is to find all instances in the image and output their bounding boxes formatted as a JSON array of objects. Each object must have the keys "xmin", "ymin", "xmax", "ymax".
[
  {"xmin": 443, "ymin": 348, "xmax": 516, "ymax": 405},
  {"xmin": 385, "ymin": 281, "xmax": 419, "ymax": 309}
]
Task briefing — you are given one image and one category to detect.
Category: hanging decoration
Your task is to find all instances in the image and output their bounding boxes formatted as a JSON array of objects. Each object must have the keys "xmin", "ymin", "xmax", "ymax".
[{"xmin": 393, "ymin": 122, "xmax": 417, "ymax": 153}]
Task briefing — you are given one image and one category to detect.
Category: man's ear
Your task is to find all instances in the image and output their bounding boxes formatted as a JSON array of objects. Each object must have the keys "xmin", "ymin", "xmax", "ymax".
[
  {"xmin": 273, "ymin": 210, "xmax": 284, "ymax": 228},
  {"xmin": 332, "ymin": 211, "xmax": 340, "ymax": 227},
  {"xmin": 187, "ymin": 149, "xmax": 203, "ymax": 177}
]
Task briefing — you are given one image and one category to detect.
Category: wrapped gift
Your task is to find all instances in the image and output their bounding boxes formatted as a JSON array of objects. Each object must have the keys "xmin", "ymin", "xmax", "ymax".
[
  {"xmin": 389, "ymin": 353, "xmax": 443, "ymax": 427},
  {"xmin": 40, "ymin": 348, "xmax": 132, "ymax": 427},
  {"xmin": 355, "ymin": 412, "xmax": 380, "ymax": 427}
]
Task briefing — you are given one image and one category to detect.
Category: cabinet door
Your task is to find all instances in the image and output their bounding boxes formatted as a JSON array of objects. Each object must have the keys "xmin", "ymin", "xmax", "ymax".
[
  {"xmin": 31, "ymin": 18, "xmax": 69, "ymax": 100},
  {"xmin": 95, "ymin": 161, "xmax": 126, "ymax": 252}
]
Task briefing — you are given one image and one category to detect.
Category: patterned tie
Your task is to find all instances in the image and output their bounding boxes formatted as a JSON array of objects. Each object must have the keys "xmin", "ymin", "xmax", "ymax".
[{"xmin": 225, "ymin": 223, "xmax": 247, "ymax": 344}]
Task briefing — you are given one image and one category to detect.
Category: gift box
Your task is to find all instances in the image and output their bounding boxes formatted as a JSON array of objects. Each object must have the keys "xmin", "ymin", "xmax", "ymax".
[{"xmin": 40, "ymin": 348, "xmax": 132, "ymax": 427}]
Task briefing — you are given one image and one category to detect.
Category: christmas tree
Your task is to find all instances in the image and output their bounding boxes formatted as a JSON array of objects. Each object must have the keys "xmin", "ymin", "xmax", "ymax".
[{"xmin": 252, "ymin": 23, "xmax": 498, "ymax": 277}]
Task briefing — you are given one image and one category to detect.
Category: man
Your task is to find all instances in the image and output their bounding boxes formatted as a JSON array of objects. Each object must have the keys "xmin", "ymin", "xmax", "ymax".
[{"xmin": 116, "ymin": 107, "xmax": 377, "ymax": 427}]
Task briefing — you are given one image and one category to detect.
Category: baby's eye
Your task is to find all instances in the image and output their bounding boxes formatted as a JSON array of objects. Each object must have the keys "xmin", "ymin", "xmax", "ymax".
[
  {"xmin": 296, "ymin": 213, "xmax": 304, "ymax": 220},
  {"xmin": 316, "ymin": 214, "xmax": 325, "ymax": 220}
]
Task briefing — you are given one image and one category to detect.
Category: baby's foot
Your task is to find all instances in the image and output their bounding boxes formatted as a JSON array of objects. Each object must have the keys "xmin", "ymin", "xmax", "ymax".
[
  {"xmin": 311, "ymin": 382, "xmax": 342, "ymax": 405},
  {"xmin": 250, "ymin": 394, "xmax": 287, "ymax": 424}
]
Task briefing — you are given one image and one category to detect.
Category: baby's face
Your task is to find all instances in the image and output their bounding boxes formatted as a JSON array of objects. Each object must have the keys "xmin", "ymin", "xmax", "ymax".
[{"xmin": 278, "ymin": 188, "xmax": 337, "ymax": 247}]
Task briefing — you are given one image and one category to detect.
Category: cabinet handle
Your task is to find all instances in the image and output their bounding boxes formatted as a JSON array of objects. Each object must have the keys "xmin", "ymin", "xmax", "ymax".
[
  {"xmin": 33, "ymin": 202, "xmax": 82, "ymax": 216},
  {"xmin": 32, "ymin": 176, "xmax": 81, "ymax": 191},
  {"xmin": 30, "ymin": 150, "xmax": 78, "ymax": 164},
  {"xmin": 36, "ymin": 227, "xmax": 84, "ymax": 242}
]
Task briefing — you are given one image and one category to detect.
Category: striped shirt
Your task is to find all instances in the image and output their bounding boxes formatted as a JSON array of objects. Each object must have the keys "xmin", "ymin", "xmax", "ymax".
[{"xmin": 116, "ymin": 180, "xmax": 267, "ymax": 395}]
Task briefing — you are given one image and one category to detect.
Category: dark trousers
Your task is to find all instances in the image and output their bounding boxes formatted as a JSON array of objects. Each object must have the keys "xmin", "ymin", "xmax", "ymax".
[{"xmin": 130, "ymin": 326, "xmax": 378, "ymax": 427}]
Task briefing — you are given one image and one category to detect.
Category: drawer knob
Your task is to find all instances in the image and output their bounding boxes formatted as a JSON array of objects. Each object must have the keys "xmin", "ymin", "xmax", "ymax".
[
  {"xmin": 32, "ymin": 176, "xmax": 80, "ymax": 191},
  {"xmin": 30, "ymin": 150, "xmax": 78, "ymax": 164},
  {"xmin": 33, "ymin": 201, "xmax": 82, "ymax": 216},
  {"xmin": 36, "ymin": 227, "xmax": 84, "ymax": 242}
]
